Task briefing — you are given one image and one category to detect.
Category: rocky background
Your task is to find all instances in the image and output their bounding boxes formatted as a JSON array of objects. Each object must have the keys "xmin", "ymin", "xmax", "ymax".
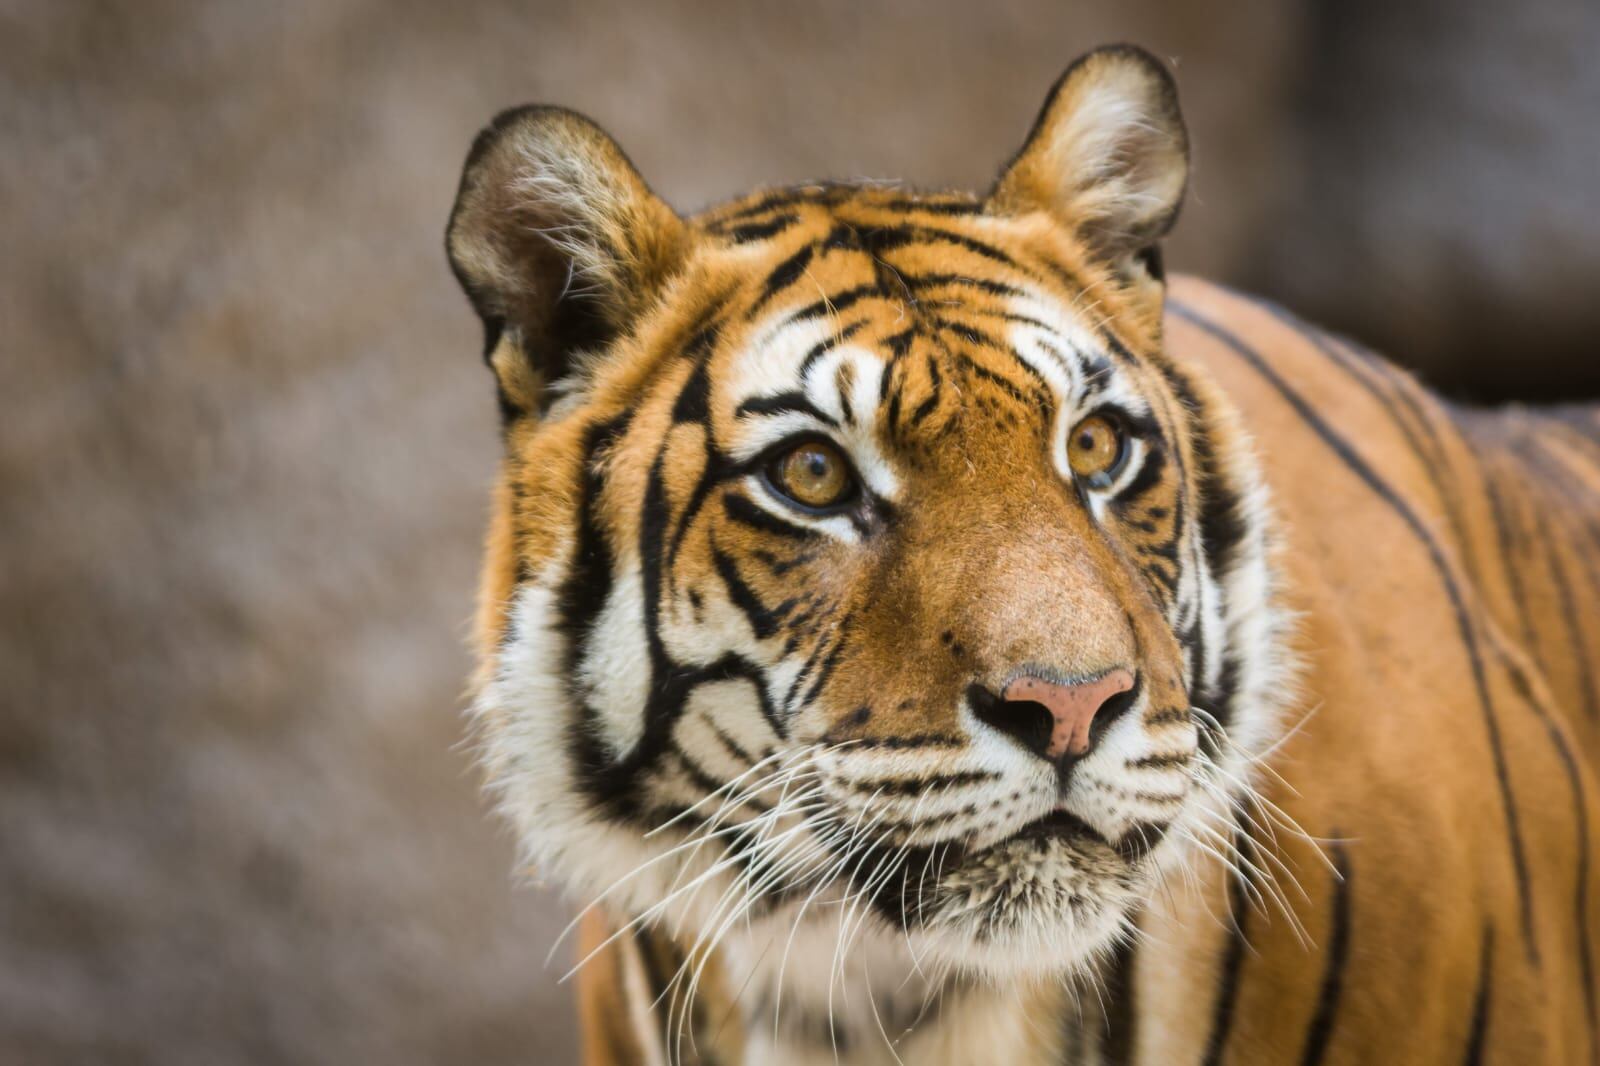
[{"xmin": 4, "ymin": 1, "xmax": 1597, "ymax": 1063}]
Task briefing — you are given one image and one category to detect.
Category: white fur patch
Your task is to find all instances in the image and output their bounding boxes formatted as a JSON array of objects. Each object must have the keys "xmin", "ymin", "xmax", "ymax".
[{"xmin": 576, "ymin": 564, "xmax": 651, "ymax": 758}]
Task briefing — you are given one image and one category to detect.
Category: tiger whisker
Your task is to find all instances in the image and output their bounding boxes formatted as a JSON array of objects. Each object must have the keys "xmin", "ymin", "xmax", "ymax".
[
  {"xmin": 548, "ymin": 751, "xmax": 827, "ymax": 962},
  {"xmin": 1185, "ymin": 768, "xmax": 1314, "ymax": 907},
  {"xmin": 1182, "ymin": 814, "xmax": 1310, "ymax": 949},
  {"xmin": 547, "ymin": 765, "xmax": 824, "ymax": 966},
  {"xmin": 644, "ymin": 744, "xmax": 812, "ymax": 839},
  {"xmin": 1190, "ymin": 706, "xmax": 1338, "ymax": 876},
  {"xmin": 559, "ymin": 779, "xmax": 825, "ymax": 982},
  {"xmin": 656, "ymin": 773, "xmax": 852, "ymax": 1059},
  {"xmin": 771, "ymin": 792, "xmax": 895, "ymax": 1043},
  {"xmin": 666, "ymin": 819, "xmax": 806, "ymax": 1062}
]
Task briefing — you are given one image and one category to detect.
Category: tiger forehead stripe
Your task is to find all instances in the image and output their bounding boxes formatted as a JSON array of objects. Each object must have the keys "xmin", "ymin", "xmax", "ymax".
[{"xmin": 726, "ymin": 225, "xmax": 1124, "ymax": 394}]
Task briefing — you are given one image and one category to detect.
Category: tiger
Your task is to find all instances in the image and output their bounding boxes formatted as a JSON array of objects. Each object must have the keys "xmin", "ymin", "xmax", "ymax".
[{"xmin": 444, "ymin": 44, "xmax": 1600, "ymax": 1064}]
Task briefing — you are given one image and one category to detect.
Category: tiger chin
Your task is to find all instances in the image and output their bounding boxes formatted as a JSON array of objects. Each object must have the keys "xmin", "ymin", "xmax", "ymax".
[{"xmin": 446, "ymin": 42, "xmax": 1598, "ymax": 1066}]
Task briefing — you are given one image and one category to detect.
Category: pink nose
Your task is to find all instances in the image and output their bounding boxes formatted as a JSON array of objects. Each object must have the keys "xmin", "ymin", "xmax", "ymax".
[{"xmin": 1002, "ymin": 669, "xmax": 1136, "ymax": 760}]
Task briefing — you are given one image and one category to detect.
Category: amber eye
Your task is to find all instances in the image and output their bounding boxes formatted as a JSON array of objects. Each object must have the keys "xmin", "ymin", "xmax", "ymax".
[
  {"xmin": 767, "ymin": 439, "xmax": 857, "ymax": 511},
  {"xmin": 1067, "ymin": 414, "xmax": 1126, "ymax": 485}
]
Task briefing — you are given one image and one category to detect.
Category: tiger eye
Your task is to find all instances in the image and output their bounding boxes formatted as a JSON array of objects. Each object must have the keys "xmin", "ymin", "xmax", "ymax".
[
  {"xmin": 772, "ymin": 440, "xmax": 854, "ymax": 509},
  {"xmin": 1067, "ymin": 414, "xmax": 1124, "ymax": 483}
]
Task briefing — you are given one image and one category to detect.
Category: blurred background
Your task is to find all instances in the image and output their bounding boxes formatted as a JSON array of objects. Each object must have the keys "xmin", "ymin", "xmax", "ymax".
[{"xmin": 4, "ymin": 1, "xmax": 1598, "ymax": 1062}]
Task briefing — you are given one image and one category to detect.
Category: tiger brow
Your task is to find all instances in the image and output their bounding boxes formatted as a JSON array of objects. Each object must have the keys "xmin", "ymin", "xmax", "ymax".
[{"xmin": 733, "ymin": 391, "xmax": 839, "ymax": 426}]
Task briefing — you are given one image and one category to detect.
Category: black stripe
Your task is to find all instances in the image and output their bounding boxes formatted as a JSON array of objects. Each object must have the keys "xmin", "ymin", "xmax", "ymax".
[
  {"xmin": 1133, "ymin": 532, "xmax": 1181, "ymax": 564},
  {"xmin": 1125, "ymin": 750, "xmax": 1188, "ymax": 770},
  {"xmin": 820, "ymin": 222, "xmax": 863, "ymax": 251},
  {"xmin": 1028, "ymin": 247, "xmax": 1094, "ymax": 292},
  {"xmin": 962, "ymin": 305, "xmax": 1066, "ymax": 338},
  {"xmin": 910, "ymin": 354, "xmax": 942, "ymax": 425},
  {"xmin": 902, "ymin": 272, "xmax": 1024, "ymax": 298},
  {"xmin": 1201, "ymin": 809, "xmax": 1255, "ymax": 1066},
  {"xmin": 564, "ymin": 422, "xmax": 671, "ymax": 809},
  {"xmin": 750, "ymin": 243, "xmax": 815, "ymax": 314},
  {"xmin": 1463, "ymin": 925, "xmax": 1493, "ymax": 1064},
  {"xmin": 782, "ymin": 284, "xmax": 882, "ymax": 328},
  {"xmin": 927, "ymin": 316, "xmax": 1052, "ymax": 394},
  {"xmin": 752, "ymin": 546, "xmax": 818, "ymax": 576},
  {"xmin": 1171, "ymin": 299, "xmax": 1540, "ymax": 964},
  {"xmin": 817, "ymin": 731, "xmax": 964, "ymax": 751},
  {"xmin": 734, "ymin": 390, "xmax": 839, "ymax": 426},
  {"xmin": 1300, "ymin": 838, "xmax": 1352, "ymax": 1066},
  {"xmin": 952, "ymin": 351, "xmax": 1041, "ymax": 409},
  {"xmin": 666, "ymin": 364, "xmax": 724, "ymax": 566},
  {"xmin": 1033, "ymin": 336, "xmax": 1083, "ymax": 384},
  {"xmin": 679, "ymin": 297, "xmax": 727, "ymax": 364},
  {"xmin": 725, "ymin": 213, "xmax": 800, "ymax": 243},
  {"xmin": 1143, "ymin": 562, "xmax": 1178, "ymax": 596},
  {"xmin": 1501, "ymin": 656, "xmax": 1598, "ymax": 1057},
  {"xmin": 782, "ymin": 627, "xmax": 835, "ymax": 711},
  {"xmin": 830, "ymin": 769, "xmax": 998, "ymax": 797},
  {"xmin": 882, "ymin": 327, "xmax": 915, "ymax": 357},
  {"xmin": 663, "ymin": 327, "xmax": 733, "ymax": 569},
  {"xmin": 868, "ymin": 196, "xmax": 984, "ymax": 215},
  {"xmin": 1096, "ymin": 325, "xmax": 1143, "ymax": 367},
  {"xmin": 1484, "ymin": 440, "xmax": 1600, "ymax": 1051},
  {"xmin": 1114, "ymin": 445, "xmax": 1169, "ymax": 507},
  {"xmin": 1512, "ymin": 437, "xmax": 1600, "ymax": 721},
  {"xmin": 706, "ymin": 717, "xmax": 759, "ymax": 769},
  {"xmin": 670, "ymin": 354, "xmax": 712, "ymax": 424},
  {"xmin": 633, "ymin": 450, "xmax": 677, "ymax": 749},
  {"xmin": 884, "ymin": 361, "xmax": 905, "ymax": 432},
  {"xmin": 560, "ymin": 414, "xmax": 632, "ymax": 787},
  {"xmin": 797, "ymin": 627, "xmax": 850, "ymax": 709},
  {"xmin": 631, "ymin": 928, "xmax": 676, "ymax": 1030},
  {"xmin": 558, "ymin": 417, "xmax": 631, "ymax": 668},
  {"xmin": 793, "ymin": 317, "xmax": 869, "ymax": 381},
  {"xmin": 1531, "ymin": 490, "xmax": 1600, "ymax": 720},
  {"xmin": 1143, "ymin": 707, "xmax": 1190, "ymax": 727},
  {"xmin": 711, "ymin": 542, "xmax": 779, "ymax": 640},
  {"xmin": 723, "ymin": 492, "xmax": 812, "ymax": 540},
  {"xmin": 1154, "ymin": 358, "xmax": 1247, "ymax": 586},
  {"xmin": 1251, "ymin": 299, "xmax": 1478, "ymax": 581},
  {"xmin": 1480, "ymin": 456, "xmax": 1543, "ymax": 656},
  {"xmin": 711, "ymin": 189, "xmax": 813, "ymax": 224},
  {"xmin": 835, "ymin": 360, "xmax": 858, "ymax": 426},
  {"xmin": 851, "ymin": 223, "xmax": 1024, "ymax": 271},
  {"xmin": 668, "ymin": 743, "xmax": 739, "ymax": 801},
  {"xmin": 1101, "ymin": 937, "xmax": 1138, "ymax": 1066}
]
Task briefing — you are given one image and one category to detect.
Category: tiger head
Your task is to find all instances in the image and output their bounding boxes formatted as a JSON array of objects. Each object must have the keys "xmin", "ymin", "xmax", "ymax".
[{"xmin": 449, "ymin": 45, "xmax": 1288, "ymax": 982}]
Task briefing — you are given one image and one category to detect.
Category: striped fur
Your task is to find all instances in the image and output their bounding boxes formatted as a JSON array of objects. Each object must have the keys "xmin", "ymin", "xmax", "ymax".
[{"xmin": 448, "ymin": 46, "xmax": 1599, "ymax": 1065}]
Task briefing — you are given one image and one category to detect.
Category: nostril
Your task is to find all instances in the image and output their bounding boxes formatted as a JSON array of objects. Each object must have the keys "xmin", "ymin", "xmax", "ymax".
[
  {"xmin": 977, "ymin": 669, "xmax": 1140, "ymax": 764},
  {"xmin": 967, "ymin": 683, "xmax": 1057, "ymax": 762},
  {"xmin": 1086, "ymin": 680, "xmax": 1140, "ymax": 750}
]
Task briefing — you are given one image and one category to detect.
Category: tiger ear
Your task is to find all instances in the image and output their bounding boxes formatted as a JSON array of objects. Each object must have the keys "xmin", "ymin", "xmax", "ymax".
[
  {"xmin": 989, "ymin": 45, "xmax": 1188, "ymax": 283},
  {"xmin": 446, "ymin": 106, "xmax": 688, "ymax": 414}
]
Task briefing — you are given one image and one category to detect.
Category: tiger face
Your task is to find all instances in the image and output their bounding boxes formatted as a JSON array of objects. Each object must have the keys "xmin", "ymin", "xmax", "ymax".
[{"xmin": 450, "ymin": 46, "xmax": 1286, "ymax": 983}]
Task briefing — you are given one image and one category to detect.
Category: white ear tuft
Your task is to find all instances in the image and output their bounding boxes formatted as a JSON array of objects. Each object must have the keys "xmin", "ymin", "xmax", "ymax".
[{"xmin": 990, "ymin": 45, "xmax": 1189, "ymax": 272}]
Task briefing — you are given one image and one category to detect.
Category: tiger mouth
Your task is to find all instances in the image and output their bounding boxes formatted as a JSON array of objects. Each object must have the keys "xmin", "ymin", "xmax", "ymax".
[{"xmin": 1002, "ymin": 809, "xmax": 1166, "ymax": 863}]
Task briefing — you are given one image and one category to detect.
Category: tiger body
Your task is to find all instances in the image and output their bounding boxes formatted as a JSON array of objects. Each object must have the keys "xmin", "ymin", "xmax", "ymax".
[{"xmin": 447, "ymin": 48, "xmax": 1600, "ymax": 1064}]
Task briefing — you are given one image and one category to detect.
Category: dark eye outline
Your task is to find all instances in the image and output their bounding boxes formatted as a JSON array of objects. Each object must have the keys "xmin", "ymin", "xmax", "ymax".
[
  {"xmin": 758, "ymin": 435, "xmax": 863, "ymax": 515},
  {"xmin": 1067, "ymin": 410, "xmax": 1131, "ymax": 491}
]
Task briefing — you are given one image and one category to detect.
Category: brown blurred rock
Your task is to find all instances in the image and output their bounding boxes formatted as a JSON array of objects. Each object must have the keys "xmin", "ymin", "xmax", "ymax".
[{"xmin": 2, "ymin": 1, "xmax": 1595, "ymax": 1062}]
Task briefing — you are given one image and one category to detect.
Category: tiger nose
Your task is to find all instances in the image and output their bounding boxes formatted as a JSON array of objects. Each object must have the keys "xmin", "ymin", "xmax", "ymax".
[{"xmin": 986, "ymin": 669, "xmax": 1138, "ymax": 762}]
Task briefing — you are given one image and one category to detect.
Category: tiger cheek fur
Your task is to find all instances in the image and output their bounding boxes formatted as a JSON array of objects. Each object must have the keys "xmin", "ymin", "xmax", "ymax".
[{"xmin": 452, "ymin": 47, "xmax": 1301, "ymax": 1060}]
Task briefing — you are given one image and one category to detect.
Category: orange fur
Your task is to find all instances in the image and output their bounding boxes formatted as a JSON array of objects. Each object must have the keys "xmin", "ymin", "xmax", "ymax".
[{"xmin": 451, "ymin": 46, "xmax": 1598, "ymax": 1065}]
